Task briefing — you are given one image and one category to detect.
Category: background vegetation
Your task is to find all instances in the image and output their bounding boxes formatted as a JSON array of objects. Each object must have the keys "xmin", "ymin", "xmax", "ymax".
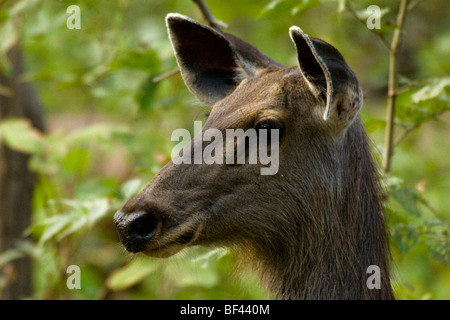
[{"xmin": 0, "ymin": 0, "xmax": 448, "ymax": 300}]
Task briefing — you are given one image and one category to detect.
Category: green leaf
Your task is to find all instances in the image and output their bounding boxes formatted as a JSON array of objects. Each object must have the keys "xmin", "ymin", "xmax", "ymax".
[
  {"xmin": 0, "ymin": 118, "xmax": 44, "ymax": 154},
  {"xmin": 110, "ymin": 49, "xmax": 161, "ymax": 72},
  {"xmin": 56, "ymin": 215, "xmax": 88, "ymax": 241},
  {"xmin": 29, "ymin": 198, "xmax": 111, "ymax": 245},
  {"xmin": 423, "ymin": 220, "xmax": 450, "ymax": 266},
  {"xmin": 356, "ymin": 6, "xmax": 390, "ymax": 20},
  {"xmin": 337, "ymin": 0, "xmax": 346, "ymax": 13},
  {"xmin": 164, "ymin": 258, "xmax": 220, "ymax": 289},
  {"xmin": 290, "ymin": 0, "xmax": 321, "ymax": 16},
  {"xmin": 0, "ymin": 18, "xmax": 19, "ymax": 65},
  {"xmin": 65, "ymin": 124, "xmax": 130, "ymax": 145},
  {"xmin": 9, "ymin": 0, "xmax": 41, "ymax": 17},
  {"xmin": 0, "ymin": 249, "xmax": 24, "ymax": 268},
  {"xmin": 191, "ymin": 248, "xmax": 230, "ymax": 268},
  {"xmin": 387, "ymin": 177, "xmax": 421, "ymax": 216},
  {"xmin": 106, "ymin": 258, "xmax": 159, "ymax": 291},
  {"xmin": 411, "ymin": 77, "xmax": 450, "ymax": 103},
  {"xmin": 396, "ymin": 77, "xmax": 450, "ymax": 125},
  {"xmin": 363, "ymin": 118, "xmax": 386, "ymax": 133},
  {"xmin": 62, "ymin": 148, "xmax": 91, "ymax": 175},
  {"xmin": 260, "ymin": 0, "xmax": 285, "ymax": 15},
  {"xmin": 392, "ymin": 224, "xmax": 419, "ymax": 253},
  {"xmin": 136, "ymin": 75, "xmax": 159, "ymax": 111},
  {"xmin": 83, "ymin": 198, "xmax": 111, "ymax": 227},
  {"xmin": 58, "ymin": 198, "xmax": 111, "ymax": 238},
  {"xmin": 37, "ymin": 214, "xmax": 73, "ymax": 246},
  {"xmin": 120, "ymin": 178, "xmax": 144, "ymax": 199}
]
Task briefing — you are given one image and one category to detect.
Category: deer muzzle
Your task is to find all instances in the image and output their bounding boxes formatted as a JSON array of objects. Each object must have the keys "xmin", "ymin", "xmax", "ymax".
[
  {"xmin": 113, "ymin": 211, "xmax": 160, "ymax": 253},
  {"xmin": 113, "ymin": 209, "xmax": 203, "ymax": 257}
]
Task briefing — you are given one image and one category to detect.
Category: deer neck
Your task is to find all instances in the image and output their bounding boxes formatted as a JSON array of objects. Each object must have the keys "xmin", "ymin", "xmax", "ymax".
[{"xmin": 255, "ymin": 122, "xmax": 394, "ymax": 299}]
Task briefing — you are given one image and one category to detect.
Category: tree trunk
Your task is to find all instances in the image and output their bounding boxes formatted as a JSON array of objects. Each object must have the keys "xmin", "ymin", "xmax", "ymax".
[{"xmin": 0, "ymin": 43, "xmax": 46, "ymax": 299}]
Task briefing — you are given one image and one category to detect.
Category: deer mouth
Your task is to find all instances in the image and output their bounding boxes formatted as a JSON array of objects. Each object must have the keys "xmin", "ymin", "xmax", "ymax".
[{"xmin": 140, "ymin": 222, "xmax": 203, "ymax": 258}]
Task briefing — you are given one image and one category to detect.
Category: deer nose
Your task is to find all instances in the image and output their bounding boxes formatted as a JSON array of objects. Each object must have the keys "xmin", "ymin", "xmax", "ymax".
[{"xmin": 114, "ymin": 210, "xmax": 158, "ymax": 253}]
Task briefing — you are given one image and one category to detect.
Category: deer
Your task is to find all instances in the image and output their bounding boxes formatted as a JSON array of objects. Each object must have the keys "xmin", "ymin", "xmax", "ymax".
[{"xmin": 114, "ymin": 13, "xmax": 395, "ymax": 300}]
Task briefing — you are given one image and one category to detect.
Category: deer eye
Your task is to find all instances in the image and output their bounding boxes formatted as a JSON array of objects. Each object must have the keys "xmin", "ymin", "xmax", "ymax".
[{"xmin": 255, "ymin": 119, "xmax": 286, "ymax": 141}]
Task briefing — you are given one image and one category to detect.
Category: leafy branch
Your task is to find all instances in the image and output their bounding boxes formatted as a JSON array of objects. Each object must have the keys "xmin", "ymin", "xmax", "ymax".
[
  {"xmin": 344, "ymin": 1, "xmax": 390, "ymax": 49},
  {"xmin": 345, "ymin": 0, "xmax": 423, "ymax": 173},
  {"xmin": 192, "ymin": 0, "xmax": 228, "ymax": 30},
  {"xmin": 382, "ymin": 0, "xmax": 409, "ymax": 174}
]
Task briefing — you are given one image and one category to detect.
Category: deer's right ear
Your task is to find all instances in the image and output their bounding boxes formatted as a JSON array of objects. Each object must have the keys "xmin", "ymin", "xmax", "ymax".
[{"xmin": 166, "ymin": 14, "xmax": 281, "ymax": 106}]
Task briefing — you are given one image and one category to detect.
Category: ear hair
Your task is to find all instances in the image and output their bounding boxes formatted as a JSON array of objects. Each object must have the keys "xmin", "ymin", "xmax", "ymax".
[
  {"xmin": 289, "ymin": 26, "xmax": 334, "ymax": 120},
  {"xmin": 289, "ymin": 26, "xmax": 363, "ymax": 129}
]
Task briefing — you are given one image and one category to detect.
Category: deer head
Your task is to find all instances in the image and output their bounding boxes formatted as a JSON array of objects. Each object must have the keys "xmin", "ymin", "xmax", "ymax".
[{"xmin": 114, "ymin": 14, "xmax": 393, "ymax": 299}]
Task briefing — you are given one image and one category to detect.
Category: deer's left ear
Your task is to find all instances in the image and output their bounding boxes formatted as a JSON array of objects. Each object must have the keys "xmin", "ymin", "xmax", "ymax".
[{"xmin": 289, "ymin": 26, "xmax": 362, "ymax": 130}]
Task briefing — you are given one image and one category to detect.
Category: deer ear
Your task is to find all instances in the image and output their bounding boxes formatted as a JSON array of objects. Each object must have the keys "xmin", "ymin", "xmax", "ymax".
[
  {"xmin": 289, "ymin": 26, "xmax": 362, "ymax": 128},
  {"xmin": 166, "ymin": 14, "xmax": 282, "ymax": 106}
]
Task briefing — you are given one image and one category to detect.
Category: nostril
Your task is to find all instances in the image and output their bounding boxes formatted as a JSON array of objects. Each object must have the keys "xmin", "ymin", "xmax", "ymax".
[{"xmin": 129, "ymin": 213, "xmax": 158, "ymax": 241}]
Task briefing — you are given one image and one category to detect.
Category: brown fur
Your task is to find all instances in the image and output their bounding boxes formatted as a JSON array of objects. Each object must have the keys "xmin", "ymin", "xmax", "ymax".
[{"xmin": 114, "ymin": 14, "xmax": 394, "ymax": 300}]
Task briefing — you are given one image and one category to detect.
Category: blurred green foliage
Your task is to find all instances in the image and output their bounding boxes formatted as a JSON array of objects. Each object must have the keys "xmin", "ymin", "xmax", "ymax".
[{"xmin": 0, "ymin": 0, "xmax": 449, "ymax": 299}]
